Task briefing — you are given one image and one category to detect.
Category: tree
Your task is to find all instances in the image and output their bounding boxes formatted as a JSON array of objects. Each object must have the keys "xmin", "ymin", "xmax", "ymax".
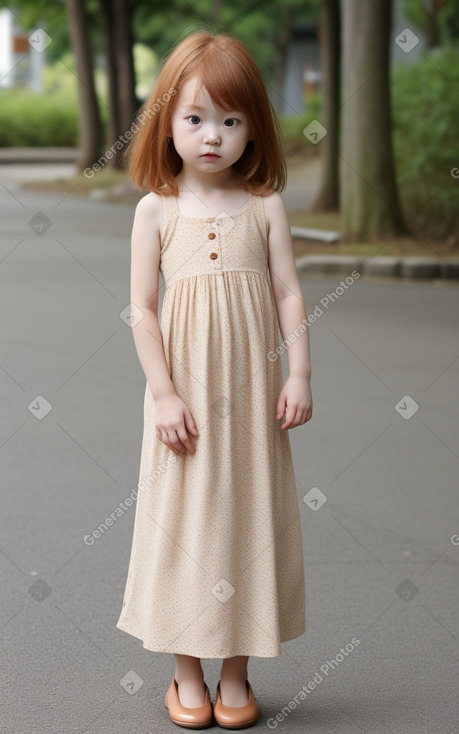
[
  {"xmin": 340, "ymin": 0, "xmax": 406, "ymax": 241},
  {"xmin": 310, "ymin": 0, "xmax": 340, "ymax": 212},
  {"xmin": 98, "ymin": 0, "xmax": 139, "ymax": 168},
  {"xmin": 403, "ymin": 0, "xmax": 459, "ymax": 48},
  {"xmin": 66, "ymin": 0, "xmax": 103, "ymax": 170}
]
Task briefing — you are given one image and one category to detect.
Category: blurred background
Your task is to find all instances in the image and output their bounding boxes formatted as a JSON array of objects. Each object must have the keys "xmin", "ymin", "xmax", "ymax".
[{"xmin": 1, "ymin": 0, "xmax": 459, "ymax": 252}]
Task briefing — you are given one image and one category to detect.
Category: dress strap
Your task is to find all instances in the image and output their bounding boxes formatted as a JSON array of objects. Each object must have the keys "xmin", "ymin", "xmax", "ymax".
[
  {"xmin": 159, "ymin": 194, "xmax": 179, "ymax": 244},
  {"xmin": 160, "ymin": 194, "xmax": 179, "ymax": 218}
]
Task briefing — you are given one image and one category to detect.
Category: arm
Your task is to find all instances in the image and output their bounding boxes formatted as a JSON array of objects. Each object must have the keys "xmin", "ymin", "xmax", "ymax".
[
  {"xmin": 130, "ymin": 194, "xmax": 199, "ymax": 454},
  {"xmin": 264, "ymin": 191, "xmax": 313, "ymax": 428},
  {"xmin": 130, "ymin": 193, "xmax": 176, "ymax": 400}
]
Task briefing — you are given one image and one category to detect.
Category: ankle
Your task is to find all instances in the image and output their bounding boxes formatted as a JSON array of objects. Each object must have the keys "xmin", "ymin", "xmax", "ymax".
[
  {"xmin": 220, "ymin": 673, "xmax": 248, "ymax": 683},
  {"xmin": 175, "ymin": 671, "xmax": 205, "ymax": 684}
]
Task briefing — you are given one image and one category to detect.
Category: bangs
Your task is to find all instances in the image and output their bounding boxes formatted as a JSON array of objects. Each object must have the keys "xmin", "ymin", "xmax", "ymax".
[{"xmin": 183, "ymin": 47, "xmax": 253, "ymax": 114}]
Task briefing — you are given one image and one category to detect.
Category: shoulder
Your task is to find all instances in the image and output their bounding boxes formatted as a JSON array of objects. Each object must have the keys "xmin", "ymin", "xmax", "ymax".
[
  {"xmin": 258, "ymin": 190, "xmax": 288, "ymax": 229},
  {"xmin": 132, "ymin": 191, "xmax": 165, "ymax": 236},
  {"xmin": 130, "ymin": 192, "xmax": 165, "ymax": 253},
  {"xmin": 259, "ymin": 189, "xmax": 286, "ymax": 214},
  {"xmin": 134, "ymin": 191, "xmax": 164, "ymax": 219}
]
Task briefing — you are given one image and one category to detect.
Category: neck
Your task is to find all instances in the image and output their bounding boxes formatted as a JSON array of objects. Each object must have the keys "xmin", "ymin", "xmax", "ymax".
[{"xmin": 176, "ymin": 164, "xmax": 242, "ymax": 194}]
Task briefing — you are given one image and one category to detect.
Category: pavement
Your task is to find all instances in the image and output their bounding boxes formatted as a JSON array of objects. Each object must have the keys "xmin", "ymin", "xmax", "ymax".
[{"xmin": 0, "ymin": 161, "xmax": 458, "ymax": 733}]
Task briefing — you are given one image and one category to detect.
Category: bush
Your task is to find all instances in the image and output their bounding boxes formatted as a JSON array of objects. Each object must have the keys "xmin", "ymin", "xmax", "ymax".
[
  {"xmin": 0, "ymin": 88, "xmax": 79, "ymax": 146},
  {"xmin": 391, "ymin": 45, "xmax": 459, "ymax": 238},
  {"xmin": 0, "ymin": 52, "xmax": 108, "ymax": 147}
]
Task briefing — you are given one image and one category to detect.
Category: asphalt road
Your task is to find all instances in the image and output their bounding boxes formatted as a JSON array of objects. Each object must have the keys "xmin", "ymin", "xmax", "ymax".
[{"xmin": 1, "ymin": 173, "xmax": 458, "ymax": 734}]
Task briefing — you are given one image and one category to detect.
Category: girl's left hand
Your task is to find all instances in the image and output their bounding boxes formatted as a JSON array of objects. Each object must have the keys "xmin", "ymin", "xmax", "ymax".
[{"xmin": 276, "ymin": 375, "xmax": 313, "ymax": 430}]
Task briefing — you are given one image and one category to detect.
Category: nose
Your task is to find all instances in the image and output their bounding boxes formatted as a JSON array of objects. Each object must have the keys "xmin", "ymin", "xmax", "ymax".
[{"xmin": 203, "ymin": 126, "xmax": 220, "ymax": 145}]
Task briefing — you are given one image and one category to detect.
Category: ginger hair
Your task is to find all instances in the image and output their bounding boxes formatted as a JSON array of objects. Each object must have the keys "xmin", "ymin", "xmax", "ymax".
[{"xmin": 124, "ymin": 31, "xmax": 287, "ymax": 195}]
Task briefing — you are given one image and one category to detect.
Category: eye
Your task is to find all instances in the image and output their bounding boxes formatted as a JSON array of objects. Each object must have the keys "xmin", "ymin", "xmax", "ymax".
[
  {"xmin": 224, "ymin": 118, "xmax": 237, "ymax": 127},
  {"xmin": 188, "ymin": 115, "xmax": 201, "ymax": 125}
]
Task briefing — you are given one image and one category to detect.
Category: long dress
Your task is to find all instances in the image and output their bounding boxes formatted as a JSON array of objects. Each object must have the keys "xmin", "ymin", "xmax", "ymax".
[{"xmin": 116, "ymin": 190, "xmax": 306, "ymax": 658}]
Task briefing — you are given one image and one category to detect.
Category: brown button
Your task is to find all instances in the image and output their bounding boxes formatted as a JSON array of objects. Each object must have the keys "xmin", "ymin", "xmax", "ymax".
[
  {"xmin": 208, "ymin": 232, "xmax": 216, "ymax": 239},
  {"xmin": 210, "ymin": 252, "xmax": 218, "ymax": 260}
]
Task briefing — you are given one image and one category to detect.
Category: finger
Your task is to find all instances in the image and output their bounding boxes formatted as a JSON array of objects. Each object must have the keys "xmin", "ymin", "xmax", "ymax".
[
  {"xmin": 276, "ymin": 397, "xmax": 286, "ymax": 420},
  {"xmin": 281, "ymin": 403, "xmax": 298, "ymax": 429},
  {"xmin": 160, "ymin": 431, "xmax": 181, "ymax": 454},
  {"xmin": 185, "ymin": 411, "xmax": 199, "ymax": 436},
  {"xmin": 156, "ymin": 429, "xmax": 170, "ymax": 449},
  {"xmin": 177, "ymin": 428, "xmax": 196, "ymax": 454},
  {"xmin": 159, "ymin": 435, "xmax": 180, "ymax": 455},
  {"xmin": 294, "ymin": 408, "xmax": 305, "ymax": 427},
  {"xmin": 167, "ymin": 431, "xmax": 186, "ymax": 454}
]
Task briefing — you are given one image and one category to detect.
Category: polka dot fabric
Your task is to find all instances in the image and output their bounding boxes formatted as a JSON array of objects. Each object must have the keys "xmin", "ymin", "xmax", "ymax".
[{"xmin": 116, "ymin": 191, "xmax": 306, "ymax": 658}]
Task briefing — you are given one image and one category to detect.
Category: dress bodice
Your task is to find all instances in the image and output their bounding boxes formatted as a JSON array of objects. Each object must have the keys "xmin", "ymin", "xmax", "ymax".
[{"xmin": 158, "ymin": 192, "xmax": 270, "ymax": 291}]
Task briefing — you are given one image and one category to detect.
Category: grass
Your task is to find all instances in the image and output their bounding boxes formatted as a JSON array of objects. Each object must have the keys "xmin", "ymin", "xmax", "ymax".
[{"xmin": 289, "ymin": 210, "xmax": 452, "ymax": 259}]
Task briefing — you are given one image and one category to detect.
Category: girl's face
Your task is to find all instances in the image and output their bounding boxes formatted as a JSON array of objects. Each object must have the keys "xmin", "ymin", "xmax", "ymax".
[{"xmin": 169, "ymin": 76, "xmax": 251, "ymax": 176}]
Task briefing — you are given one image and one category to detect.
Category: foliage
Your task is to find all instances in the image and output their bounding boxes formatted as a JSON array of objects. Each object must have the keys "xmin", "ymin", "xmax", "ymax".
[
  {"xmin": 0, "ymin": 52, "xmax": 108, "ymax": 146},
  {"xmin": 402, "ymin": 0, "xmax": 459, "ymax": 47},
  {"xmin": 131, "ymin": 0, "xmax": 317, "ymax": 90},
  {"xmin": 132, "ymin": 44, "xmax": 159, "ymax": 100},
  {"xmin": 391, "ymin": 45, "xmax": 459, "ymax": 236},
  {"xmin": 0, "ymin": 88, "xmax": 78, "ymax": 146}
]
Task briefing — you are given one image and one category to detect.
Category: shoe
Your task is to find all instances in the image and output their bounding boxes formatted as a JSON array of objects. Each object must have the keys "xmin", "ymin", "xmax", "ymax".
[
  {"xmin": 165, "ymin": 677, "xmax": 214, "ymax": 729},
  {"xmin": 213, "ymin": 679, "xmax": 259, "ymax": 729}
]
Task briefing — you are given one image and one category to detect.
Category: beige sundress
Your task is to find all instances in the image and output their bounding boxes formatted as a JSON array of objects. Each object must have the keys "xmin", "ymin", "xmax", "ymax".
[{"xmin": 116, "ymin": 190, "xmax": 306, "ymax": 658}]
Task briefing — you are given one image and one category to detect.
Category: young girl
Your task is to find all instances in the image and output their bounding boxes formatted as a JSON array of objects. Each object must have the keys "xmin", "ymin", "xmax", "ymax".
[{"xmin": 116, "ymin": 30, "xmax": 313, "ymax": 729}]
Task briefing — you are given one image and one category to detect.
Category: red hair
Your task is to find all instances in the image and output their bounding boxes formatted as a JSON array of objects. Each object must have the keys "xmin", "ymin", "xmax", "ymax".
[{"xmin": 125, "ymin": 31, "xmax": 286, "ymax": 195}]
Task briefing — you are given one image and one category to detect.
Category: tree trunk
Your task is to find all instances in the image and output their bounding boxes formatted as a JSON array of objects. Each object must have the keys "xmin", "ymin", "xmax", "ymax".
[
  {"xmin": 99, "ymin": 0, "xmax": 138, "ymax": 168},
  {"xmin": 272, "ymin": 3, "xmax": 295, "ymax": 115},
  {"xmin": 113, "ymin": 0, "xmax": 137, "ymax": 134},
  {"xmin": 310, "ymin": 0, "xmax": 340, "ymax": 212},
  {"xmin": 424, "ymin": 0, "xmax": 443, "ymax": 48},
  {"xmin": 99, "ymin": 0, "xmax": 119, "ymax": 152},
  {"xmin": 66, "ymin": 0, "xmax": 102, "ymax": 171},
  {"xmin": 340, "ymin": 0, "xmax": 407, "ymax": 241}
]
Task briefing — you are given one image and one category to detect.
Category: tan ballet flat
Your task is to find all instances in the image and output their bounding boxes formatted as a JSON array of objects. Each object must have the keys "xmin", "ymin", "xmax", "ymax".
[
  {"xmin": 213, "ymin": 679, "xmax": 259, "ymax": 729},
  {"xmin": 165, "ymin": 677, "xmax": 214, "ymax": 728}
]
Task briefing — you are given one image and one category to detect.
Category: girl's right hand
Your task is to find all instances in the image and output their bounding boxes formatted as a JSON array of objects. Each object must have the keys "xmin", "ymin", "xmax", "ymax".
[{"xmin": 154, "ymin": 394, "xmax": 199, "ymax": 455}]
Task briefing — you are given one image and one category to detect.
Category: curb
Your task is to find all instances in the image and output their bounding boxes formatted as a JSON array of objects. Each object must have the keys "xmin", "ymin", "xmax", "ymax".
[
  {"xmin": 294, "ymin": 254, "xmax": 459, "ymax": 281},
  {"xmin": 0, "ymin": 148, "xmax": 79, "ymax": 163}
]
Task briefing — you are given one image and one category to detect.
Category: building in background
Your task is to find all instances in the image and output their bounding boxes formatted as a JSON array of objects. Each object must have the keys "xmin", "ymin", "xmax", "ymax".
[{"xmin": 0, "ymin": 8, "xmax": 47, "ymax": 91}]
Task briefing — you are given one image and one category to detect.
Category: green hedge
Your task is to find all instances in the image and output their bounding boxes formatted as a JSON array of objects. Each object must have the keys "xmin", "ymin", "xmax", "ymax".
[
  {"xmin": 391, "ymin": 45, "xmax": 459, "ymax": 237},
  {"xmin": 0, "ymin": 89, "xmax": 79, "ymax": 146}
]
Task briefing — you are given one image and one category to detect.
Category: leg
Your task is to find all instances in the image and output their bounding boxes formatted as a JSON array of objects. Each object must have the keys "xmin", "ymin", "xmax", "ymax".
[
  {"xmin": 173, "ymin": 653, "xmax": 207, "ymax": 708},
  {"xmin": 219, "ymin": 655, "xmax": 250, "ymax": 707}
]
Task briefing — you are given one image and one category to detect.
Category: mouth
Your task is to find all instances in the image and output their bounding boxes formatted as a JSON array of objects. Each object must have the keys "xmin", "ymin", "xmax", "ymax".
[{"xmin": 200, "ymin": 153, "xmax": 220, "ymax": 159}]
